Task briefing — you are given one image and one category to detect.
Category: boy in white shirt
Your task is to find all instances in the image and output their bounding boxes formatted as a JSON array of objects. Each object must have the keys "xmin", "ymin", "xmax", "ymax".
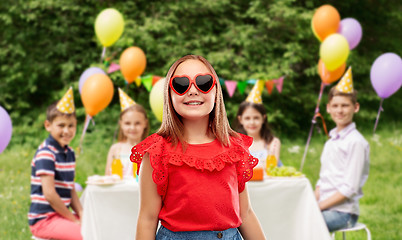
[{"xmin": 315, "ymin": 67, "xmax": 370, "ymax": 232}]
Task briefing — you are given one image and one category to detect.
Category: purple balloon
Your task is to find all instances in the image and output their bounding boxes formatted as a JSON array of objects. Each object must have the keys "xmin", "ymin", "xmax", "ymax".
[
  {"xmin": 337, "ymin": 18, "xmax": 362, "ymax": 50},
  {"xmin": 78, "ymin": 67, "xmax": 106, "ymax": 93},
  {"xmin": 370, "ymin": 53, "xmax": 402, "ymax": 99},
  {"xmin": 0, "ymin": 106, "xmax": 12, "ymax": 153},
  {"xmin": 74, "ymin": 182, "xmax": 83, "ymax": 192}
]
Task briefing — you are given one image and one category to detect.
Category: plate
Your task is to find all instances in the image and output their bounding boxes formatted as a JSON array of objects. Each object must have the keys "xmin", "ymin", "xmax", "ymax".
[
  {"xmin": 265, "ymin": 174, "xmax": 305, "ymax": 179},
  {"xmin": 85, "ymin": 180, "xmax": 123, "ymax": 186}
]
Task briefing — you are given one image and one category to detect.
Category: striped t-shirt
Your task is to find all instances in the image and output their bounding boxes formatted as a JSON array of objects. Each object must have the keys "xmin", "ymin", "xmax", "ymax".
[{"xmin": 28, "ymin": 134, "xmax": 76, "ymax": 226}]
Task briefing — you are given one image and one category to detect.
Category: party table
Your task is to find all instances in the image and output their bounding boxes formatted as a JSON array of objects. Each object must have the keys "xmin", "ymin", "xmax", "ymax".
[
  {"xmin": 247, "ymin": 177, "xmax": 332, "ymax": 240},
  {"xmin": 80, "ymin": 178, "xmax": 139, "ymax": 240},
  {"xmin": 80, "ymin": 177, "xmax": 331, "ymax": 240}
]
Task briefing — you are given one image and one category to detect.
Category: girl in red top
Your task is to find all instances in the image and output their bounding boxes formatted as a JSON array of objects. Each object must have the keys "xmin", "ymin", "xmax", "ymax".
[{"xmin": 131, "ymin": 55, "xmax": 266, "ymax": 239}]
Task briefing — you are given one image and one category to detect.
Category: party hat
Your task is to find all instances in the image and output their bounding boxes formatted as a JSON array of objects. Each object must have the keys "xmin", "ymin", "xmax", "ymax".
[
  {"xmin": 118, "ymin": 88, "xmax": 136, "ymax": 112},
  {"xmin": 246, "ymin": 80, "xmax": 264, "ymax": 103},
  {"xmin": 56, "ymin": 87, "xmax": 75, "ymax": 114},
  {"xmin": 336, "ymin": 67, "xmax": 353, "ymax": 93}
]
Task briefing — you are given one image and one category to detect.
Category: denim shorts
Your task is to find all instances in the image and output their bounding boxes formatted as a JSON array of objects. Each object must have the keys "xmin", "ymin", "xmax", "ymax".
[
  {"xmin": 322, "ymin": 210, "xmax": 358, "ymax": 232},
  {"xmin": 156, "ymin": 225, "xmax": 242, "ymax": 240}
]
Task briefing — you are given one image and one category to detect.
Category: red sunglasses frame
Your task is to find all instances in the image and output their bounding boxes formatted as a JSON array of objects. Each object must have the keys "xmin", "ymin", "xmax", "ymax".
[{"xmin": 169, "ymin": 73, "xmax": 217, "ymax": 96}]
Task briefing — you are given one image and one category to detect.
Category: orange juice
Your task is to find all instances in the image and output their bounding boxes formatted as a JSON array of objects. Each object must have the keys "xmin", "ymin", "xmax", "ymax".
[
  {"xmin": 250, "ymin": 167, "xmax": 264, "ymax": 181},
  {"xmin": 132, "ymin": 162, "xmax": 138, "ymax": 178},
  {"xmin": 266, "ymin": 155, "xmax": 278, "ymax": 176},
  {"xmin": 111, "ymin": 158, "xmax": 123, "ymax": 179}
]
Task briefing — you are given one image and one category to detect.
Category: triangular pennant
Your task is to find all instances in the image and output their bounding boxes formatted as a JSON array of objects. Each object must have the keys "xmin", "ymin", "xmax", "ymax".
[
  {"xmin": 335, "ymin": 67, "xmax": 353, "ymax": 93},
  {"xmin": 152, "ymin": 76, "xmax": 162, "ymax": 86},
  {"xmin": 118, "ymin": 88, "xmax": 136, "ymax": 112},
  {"xmin": 56, "ymin": 87, "xmax": 75, "ymax": 114},
  {"xmin": 107, "ymin": 63, "xmax": 120, "ymax": 74},
  {"xmin": 246, "ymin": 80, "xmax": 264, "ymax": 103},
  {"xmin": 141, "ymin": 75, "xmax": 153, "ymax": 92},
  {"xmin": 219, "ymin": 77, "xmax": 225, "ymax": 87},
  {"xmin": 237, "ymin": 81, "xmax": 248, "ymax": 94},
  {"xmin": 265, "ymin": 80, "xmax": 274, "ymax": 95},
  {"xmin": 224, "ymin": 80, "xmax": 238, "ymax": 97},
  {"xmin": 135, "ymin": 77, "xmax": 142, "ymax": 87},
  {"xmin": 274, "ymin": 76, "xmax": 284, "ymax": 93}
]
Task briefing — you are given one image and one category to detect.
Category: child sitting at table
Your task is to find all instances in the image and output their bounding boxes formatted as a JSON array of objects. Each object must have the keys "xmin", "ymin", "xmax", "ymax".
[
  {"xmin": 314, "ymin": 67, "xmax": 370, "ymax": 232},
  {"xmin": 106, "ymin": 88, "xmax": 149, "ymax": 178},
  {"xmin": 28, "ymin": 87, "xmax": 83, "ymax": 240},
  {"xmin": 235, "ymin": 80, "xmax": 282, "ymax": 174},
  {"xmin": 131, "ymin": 55, "xmax": 266, "ymax": 239}
]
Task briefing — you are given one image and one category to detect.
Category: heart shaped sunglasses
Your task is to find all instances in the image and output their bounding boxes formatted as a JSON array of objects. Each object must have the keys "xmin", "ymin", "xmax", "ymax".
[{"xmin": 169, "ymin": 73, "xmax": 216, "ymax": 95}]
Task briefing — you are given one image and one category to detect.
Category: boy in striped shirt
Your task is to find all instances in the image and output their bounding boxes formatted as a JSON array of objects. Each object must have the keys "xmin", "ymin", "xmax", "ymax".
[{"xmin": 28, "ymin": 88, "xmax": 82, "ymax": 240}]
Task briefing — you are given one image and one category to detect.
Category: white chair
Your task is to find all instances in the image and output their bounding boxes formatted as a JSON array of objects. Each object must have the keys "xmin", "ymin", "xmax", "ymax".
[{"xmin": 331, "ymin": 222, "xmax": 371, "ymax": 240}]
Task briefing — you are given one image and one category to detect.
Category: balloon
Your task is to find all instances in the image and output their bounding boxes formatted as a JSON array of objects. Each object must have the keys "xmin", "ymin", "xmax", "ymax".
[
  {"xmin": 78, "ymin": 67, "xmax": 106, "ymax": 93},
  {"xmin": 74, "ymin": 182, "xmax": 83, "ymax": 192},
  {"xmin": 320, "ymin": 33, "xmax": 349, "ymax": 71},
  {"xmin": 311, "ymin": 20, "xmax": 321, "ymax": 42},
  {"xmin": 149, "ymin": 78, "xmax": 165, "ymax": 122},
  {"xmin": 318, "ymin": 59, "xmax": 346, "ymax": 84},
  {"xmin": 0, "ymin": 106, "xmax": 12, "ymax": 153},
  {"xmin": 81, "ymin": 73, "xmax": 114, "ymax": 117},
  {"xmin": 94, "ymin": 8, "xmax": 124, "ymax": 47},
  {"xmin": 337, "ymin": 18, "xmax": 362, "ymax": 50},
  {"xmin": 312, "ymin": 5, "xmax": 340, "ymax": 41},
  {"xmin": 370, "ymin": 53, "xmax": 402, "ymax": 99},
  {"xmin": 119, "ymin": 47, "xmax": 147, "ymax": 84}
]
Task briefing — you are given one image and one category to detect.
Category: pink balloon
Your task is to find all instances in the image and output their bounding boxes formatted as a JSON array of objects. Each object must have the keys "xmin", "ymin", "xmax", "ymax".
[
  {"xmin": 337, "ymin": 18, "xmax": 362, "ymax": 50},
  {"xmin": 370, "ymin": 53, "xmax": 402, "ymax": 99}
]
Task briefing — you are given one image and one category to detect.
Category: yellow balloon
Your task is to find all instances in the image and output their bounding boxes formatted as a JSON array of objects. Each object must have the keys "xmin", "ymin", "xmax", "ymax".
[
  {"xmin": 149, "ymin": 78, "xmax": 165, "ymax": 122},
  {"xmin": 94, "ymin": 8, "xmax": 124, "ymax": 47},
  {"xmin": 319, "ymin": 33, "xmax": 350, "ymax": 71}
]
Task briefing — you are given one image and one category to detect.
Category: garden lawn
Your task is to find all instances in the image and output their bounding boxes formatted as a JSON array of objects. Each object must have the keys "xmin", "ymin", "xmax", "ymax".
[{"xmin": 0, "ymin": 122, "xmax": 401, "ymax": 239}]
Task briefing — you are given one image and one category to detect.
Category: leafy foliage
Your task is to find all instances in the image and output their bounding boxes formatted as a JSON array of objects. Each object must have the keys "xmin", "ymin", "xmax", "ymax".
[{"xmin": 1, "ymin": 0, "xmax": 401, "ymax": 138}]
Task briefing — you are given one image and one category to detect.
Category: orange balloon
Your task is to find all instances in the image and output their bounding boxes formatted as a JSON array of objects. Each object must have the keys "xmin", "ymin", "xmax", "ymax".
[
  {"xmin": 81, "ymin": 73, "xmax": 114, "ymax": 117},
  {"xmin": 119, "ymin": 46, "xmax": 146, "ymax": 84},
  {"xmin": 312, "ymin": 5, "xmax": 340, "ymax": 41},
  {"xmin": 318, "ymin": 59, "xmax": 346, "ymax": 84}
]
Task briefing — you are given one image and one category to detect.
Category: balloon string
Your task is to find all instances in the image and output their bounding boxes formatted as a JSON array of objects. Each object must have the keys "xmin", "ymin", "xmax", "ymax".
[
  {"xmin": 100, "ymin": 47, "xmax": 106, "ymax": 62},
  {"xmin": 300, "ymin": 82, "xmax": 326, "ymax": 171},
  {"xmin": 373, "ymin": 99, "xmax": 384, "ymax": 134},
  {"xmin": 314, "ymin": 112, "xmax": 329, "ymax": 138},
  {"xmin": 78, "ymin": 114, "xmax": 92, "ymax": 154}
]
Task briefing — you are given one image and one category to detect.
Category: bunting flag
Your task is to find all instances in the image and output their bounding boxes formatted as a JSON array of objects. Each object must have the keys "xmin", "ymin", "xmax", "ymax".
[
  {"xmin": 224, "ymin": 80, "xmax": 238, "ymax": 97},
  {"xmin": 107, "ymin": 63, "xmax": 120, "ymax": 74},
  {"xmin": 152, "ymin": 76, "xmax": 162, "ymax": 86},
  {"xmin": 237, "ymin": 81, "xmax": 248, "ymax": 94},
  {"xmin": 273, "ymin": 76, "xmax": 284, "ymax": 93},
  {"xmin": 107, "ymin": 72, "xmax": 285, "ymax": 97},
  {"xmin": 141, "ymin": 75, "xmax": 153, "ymax": 92},
  {"xmin": 134, "ymin": 77, "xmax": 142, "ymax": 87},
  {"xmin": 265, "ymin": 80, "xmax": 275, "ymax": 95}
]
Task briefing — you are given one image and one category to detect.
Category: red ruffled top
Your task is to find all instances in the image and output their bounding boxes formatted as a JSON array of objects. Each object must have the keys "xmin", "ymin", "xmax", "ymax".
[{"xmin": 130, "ymin": 133, "xmax": 258, "ymax": 231}]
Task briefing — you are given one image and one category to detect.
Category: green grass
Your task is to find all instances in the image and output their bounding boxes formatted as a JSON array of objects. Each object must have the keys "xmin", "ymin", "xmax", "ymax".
[{"xmin": 1, "ymin": 121, "xmax": 401, "ymax": 239}]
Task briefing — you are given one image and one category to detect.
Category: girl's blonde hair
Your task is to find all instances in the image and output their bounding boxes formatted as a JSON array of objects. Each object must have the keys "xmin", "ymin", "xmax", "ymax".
[
  {"xmin": 157, "ymin": 55, "xmax": 238, "ymax": 147},
  {"xmin": 118, "ymin": 104, "xmax": 150, "ymax": 142}
]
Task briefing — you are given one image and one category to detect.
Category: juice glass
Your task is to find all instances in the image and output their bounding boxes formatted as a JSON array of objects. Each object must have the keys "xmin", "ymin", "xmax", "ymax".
[
  {"xmin": 111, "ymin": 158, "xmax": 123, "ymax": 179},
  {"xmin": 265, "ymin": 155, "xmax": 277, "ymax": 176}
]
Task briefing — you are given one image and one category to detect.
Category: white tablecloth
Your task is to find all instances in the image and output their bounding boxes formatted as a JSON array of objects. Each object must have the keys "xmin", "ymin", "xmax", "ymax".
[
  {"xmin": 81, "ymin": 177, "xmax": 331, "ymax": 240},
  {"xmin": 247, "ymin": 177, "xmax": 332, "ymax": 240},
  {"xmin": 80, "ymin": 178, "xmax": 139, "ymax": 240}
]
